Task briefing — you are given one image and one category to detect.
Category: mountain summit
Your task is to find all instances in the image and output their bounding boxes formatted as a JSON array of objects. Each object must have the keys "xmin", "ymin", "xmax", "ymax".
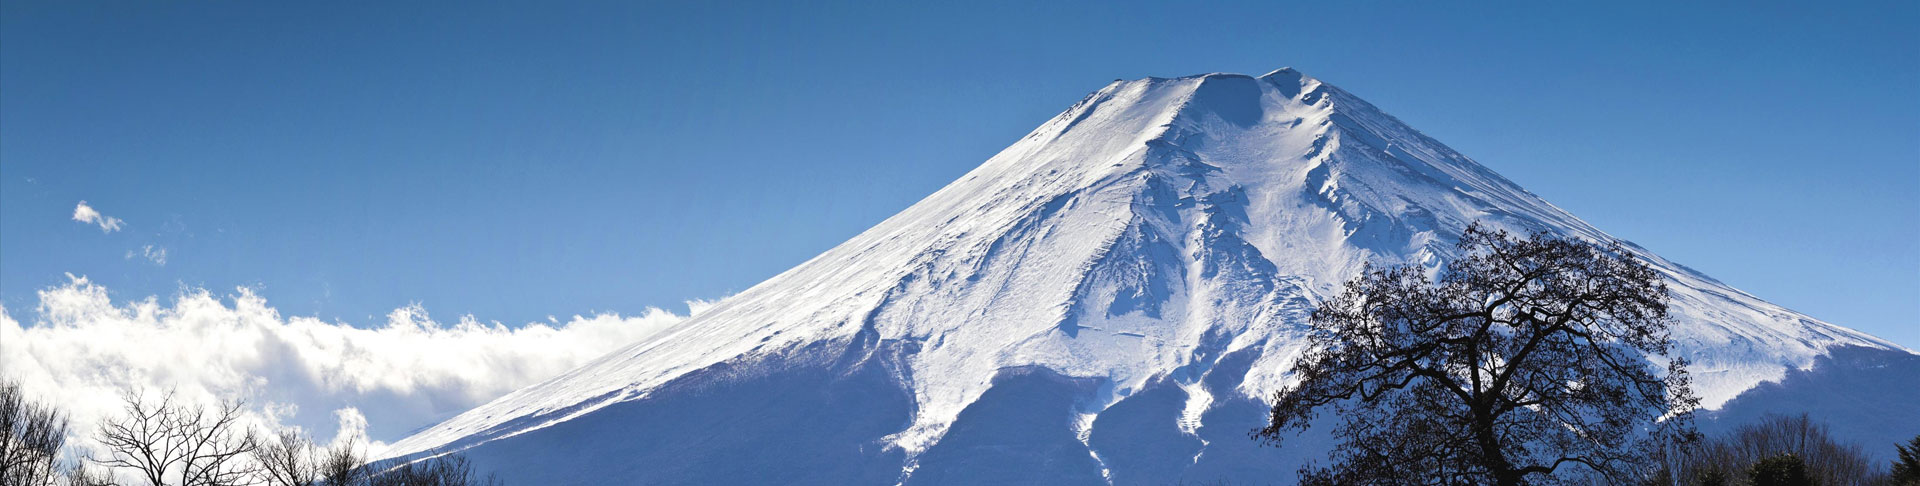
[{"xmin": 384, "ymin": 69, "xmax": 1914, "ymax": 484}]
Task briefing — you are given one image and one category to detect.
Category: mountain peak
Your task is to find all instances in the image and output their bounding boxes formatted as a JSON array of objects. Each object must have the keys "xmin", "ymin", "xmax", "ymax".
[
  {"xmin": 382, "ymin": 70, "xmax": 1911, "ymax": 484},
  {"xmin": 1257, "ymin": 66, "xmax": 1308, "ymax": 82}
]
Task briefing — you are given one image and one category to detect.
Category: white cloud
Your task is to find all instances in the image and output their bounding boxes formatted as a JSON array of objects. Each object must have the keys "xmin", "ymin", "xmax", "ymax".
[
  {"xmin": 125, "ymin": 245, "xmax": 168, "ymax": 266},
  {"xmin": 71, "ymin": 201, "xmax": 124, "ymax": 233},
  {"xmin": 0, "ymin": 275, "xmax": 712, "ymax": 460},
  {"xmin": 685, "ymin": 297, "xmax": 723, "ymax": 315}
]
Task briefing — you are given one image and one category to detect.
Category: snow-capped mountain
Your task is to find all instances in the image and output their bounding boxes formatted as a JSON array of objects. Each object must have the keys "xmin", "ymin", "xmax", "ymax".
[{"xmin": 382, "ymin": 69, "xmax": 1916, "ymax": 484}]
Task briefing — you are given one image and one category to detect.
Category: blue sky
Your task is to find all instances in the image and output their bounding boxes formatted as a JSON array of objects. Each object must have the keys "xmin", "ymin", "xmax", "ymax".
[{"xmin": 2, "ymin": 0, "xmax": 1915, "ymax": 347}]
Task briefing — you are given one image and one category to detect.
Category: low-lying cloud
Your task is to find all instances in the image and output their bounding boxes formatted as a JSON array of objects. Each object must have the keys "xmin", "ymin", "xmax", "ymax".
[{"xmin": 0, "ymin": 275, "xmax": 708, "ymax": 458}]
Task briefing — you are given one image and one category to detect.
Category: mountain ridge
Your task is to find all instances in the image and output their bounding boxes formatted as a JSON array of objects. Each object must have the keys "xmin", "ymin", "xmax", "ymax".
[{"xmin": 381, "ymin": 69, "xmax": 1911, "ymax": 484}]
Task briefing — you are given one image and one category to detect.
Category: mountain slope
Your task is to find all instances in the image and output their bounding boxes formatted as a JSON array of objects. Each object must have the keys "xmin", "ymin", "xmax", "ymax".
[{"xmin": 383, "ymin": 69, "xmax": 1913, "ymax": 484}]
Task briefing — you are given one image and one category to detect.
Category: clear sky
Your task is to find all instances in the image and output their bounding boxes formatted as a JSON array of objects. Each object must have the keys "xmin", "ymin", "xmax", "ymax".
[{"xmin": 3, "ymin": 0, "xmax": 1915, "ymax": 348}]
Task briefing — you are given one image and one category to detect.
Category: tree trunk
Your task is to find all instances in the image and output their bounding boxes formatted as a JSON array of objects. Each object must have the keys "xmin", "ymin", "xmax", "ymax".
[{"xmin": 1473, "ymin": 406, "xmax": 1522, "ymax": 486}]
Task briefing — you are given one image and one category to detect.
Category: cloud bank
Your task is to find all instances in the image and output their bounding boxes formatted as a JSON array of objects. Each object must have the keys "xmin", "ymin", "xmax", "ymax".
[
  {"xmin": 71, "ymin": 201, "xmax": 124, "ymax": 233},
  {"xmin": 0, "ymin": 275, "xmax": 707, "ymax": 458}
]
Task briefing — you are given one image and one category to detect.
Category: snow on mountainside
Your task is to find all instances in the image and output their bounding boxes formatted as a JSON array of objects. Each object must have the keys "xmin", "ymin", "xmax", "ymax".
[{"xmin": 382, "ymin": 69, "xmax": 1912, "ymax": 484}]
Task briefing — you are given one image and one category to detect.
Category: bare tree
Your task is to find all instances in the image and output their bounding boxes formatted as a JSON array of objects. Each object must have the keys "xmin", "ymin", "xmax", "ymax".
[
  {"xmin": 1656, "ymin": 414, "xmax": 1887, "ymax": 486},
  {"xmin": 2, "ymin": 379, "xmax": 71, "ymax": 486},
  {"xmin": 7, "ymin": 379, "xmax": 508, "ymax": 486},
  {"xmin": 363, "ymin": 453, "xmax": 500, "ymax": 486},
  {"xmin": 1255, "ymin": 224, "xmax": 1699, "ymax": 485},
  {"xmin": 252, "ymin": 429, "xmax": 317, "ymax": 486},
  {"xmin": 67, "ymin": 463, "xmax": 121, "ymax": 486},
  {"xmin": 315, "ymin": 438, "xmax": 368, "ymax": 486},
  {"xmin": 95, "ymin": 390, "xmax": 259, "ymax": 486},
  {"xmin": 309, "ymin": 439, "xmax": 507, "ymax": 486}
]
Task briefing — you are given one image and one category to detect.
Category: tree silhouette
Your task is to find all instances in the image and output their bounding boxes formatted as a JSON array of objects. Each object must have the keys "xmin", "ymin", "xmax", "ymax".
[
  {"xmin": 1892, "ymin": 435, "xmax": 1920, "ymax": 485},
  {"xmin": 2, "ymin": 378, "xmax": 508, "ymax": 486},
  {"xmin": 1747, "ymin": 454, "xmax": 1814, "ymax": 486},
  {"xmin": 96, "ymin": 389, "xmax": 260, "ymax": 486},
  {"xmin": 1, "ymin": 380, "xmax": 70, "ymax": 486},
  {"xmin": 317, "ymin": 437, "xmax": 371, "ymax": 486},
  {"xmin": 254, "ymin": 428, "xmax": 319, "ymax": 486},
  {"xmin": 1255, "ymin": 224, "xmax": 1699, "ymax": 485},
  {"xmin": 1658, "ymin": 413, "xmax": 1880, "ymax": 484},
  {"xmin": 363, "ymin": 453, "xmax": 502, "ymax": 486}
]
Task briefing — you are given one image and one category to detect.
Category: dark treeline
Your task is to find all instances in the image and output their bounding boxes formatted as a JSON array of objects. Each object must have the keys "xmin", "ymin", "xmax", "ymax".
[
  {"xmin": 1, "ymin": 379, "xmax": 501, "ymax": 486},
  {"xmin": 1645, "ymin": 414, "xmax": 1918, "ymax": 486}
]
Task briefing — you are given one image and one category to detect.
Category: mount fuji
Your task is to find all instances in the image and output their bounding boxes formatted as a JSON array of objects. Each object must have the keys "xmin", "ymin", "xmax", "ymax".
[{"xmin": 380, "ymin": 69, "xmax": 1917, "ymax": 484}]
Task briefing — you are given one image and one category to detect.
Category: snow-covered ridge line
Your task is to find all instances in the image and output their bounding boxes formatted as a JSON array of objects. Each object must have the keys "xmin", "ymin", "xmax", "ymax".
[{"xmin": 381, "ymin": 69, "xmax": 1910, "ymax": 478}]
